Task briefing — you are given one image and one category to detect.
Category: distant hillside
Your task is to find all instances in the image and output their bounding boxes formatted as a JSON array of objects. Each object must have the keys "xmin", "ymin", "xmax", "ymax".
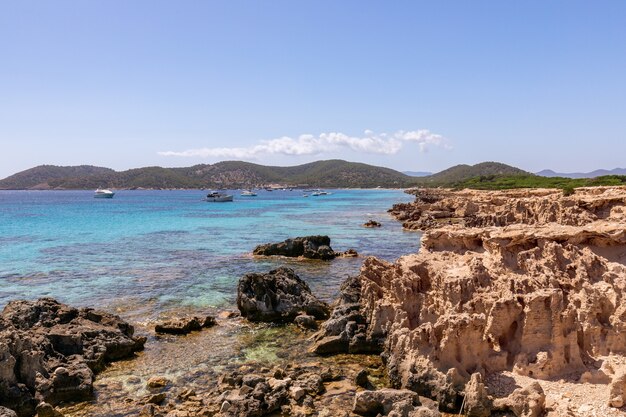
[
  {"xmin": 0, "ymin": 165, "xmax": 115, "ymax": 189},
  {"xmin": 403, "ymin": 171, "xmax": 432, "ymax": 177},
  {"xmin": 415, "ymin": 162, "xmax": 529, "ymax": 185},
  {"xmin": 537, "ymin": 168, "xmax": 626, "ymax": 179},
  {"xmin": 0, "ymin": 160, "xmax": 415, "ymax": 189}
]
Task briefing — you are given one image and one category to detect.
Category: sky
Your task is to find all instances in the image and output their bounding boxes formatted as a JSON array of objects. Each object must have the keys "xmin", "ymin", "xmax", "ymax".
[{"xmin": 0, "ymin": 1, "xmax": 625, "ymax": 178}]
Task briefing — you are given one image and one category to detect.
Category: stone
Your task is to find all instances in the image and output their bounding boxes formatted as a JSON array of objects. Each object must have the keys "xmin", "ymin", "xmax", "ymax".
[
  {"xmin": 294, "ymin": 314, "xmax": 318, "ymax": 330},
  {"xmin": 35, "ymin": 403, "xmax": 63, "ymax": 417},
  {"xmin": 0, "ymin": 298, "xmax": 145, "ymax": 415},
  {"xmin": 237, "ymin": 267, "xmax": 330, "ymax": 322},
  {"xmin": 147, "ymin": 376, "xmax": 170, "ymax": 388},
  {"xmin": 353, "ymin": 389, "xmax": 420, "ymax": 416},
  {"xmin": 290, "ymin": 386, "xmax": 305, "ymax": 401},
  {"xmin": 146, "ymin": 392, "xmax": 166, "ymax": 405},
  {"xmin": 363, "ymin": 220, "xmax": 382, "ymax": 228},
  {"xmin": 253, "ymin": 236, "xmax": 338, "ymax": 260},
  {"xmin": 354, "ymin": 369, "xmax": 370, "ymax": 388},
  {"xmin": 608, "ymin": 371, "xmax": 626, "ymax": 408},
  {"xmin": 154, "ymin": 316, "xmax": 215, "ymax": 335},
  {"xmin": 493, "ymin": 382, "xmax": 545, "ymax": 417},
  {"xmin": 462, "ymin": 373, "xmax": 491, "ymax": 417}
]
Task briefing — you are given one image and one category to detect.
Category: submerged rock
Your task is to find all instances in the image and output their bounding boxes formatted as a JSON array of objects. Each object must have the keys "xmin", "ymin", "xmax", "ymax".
[
  {"xmin": 0, "ymin": 298, "xmax": 145, "ymax": 416},
  {"xmin": 154, "ymin": 316, "xmax": 215, "ymax": 335},
  {"xmin": 253, "ymin": 236, "xmax": 338, "ymax": 260},
  {"xmin": 237, "ymin": 267, "xmax": 330, "ymax": 323}
]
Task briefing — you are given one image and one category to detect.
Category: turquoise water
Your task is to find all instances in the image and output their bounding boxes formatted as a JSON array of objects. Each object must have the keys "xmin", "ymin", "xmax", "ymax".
[{"xmin": 0, "ymin": 189, "xmax": 419, "ymax": 320}]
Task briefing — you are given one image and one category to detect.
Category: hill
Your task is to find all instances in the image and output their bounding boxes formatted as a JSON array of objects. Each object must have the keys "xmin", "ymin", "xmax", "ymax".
[
  {"xmin": 537, "ymin": 168, "xmax": 626, "ymax": 179},
  {"xmin": 414, "ymin": 162, "xmax": 529, "ymax": 185},
  {"xmin": 0, "ymin": 165, "xmax": 115, "ymax": 189},
  {"xmin": 0, "ymin": 160, "xmax": 415, "ymax": 190}
]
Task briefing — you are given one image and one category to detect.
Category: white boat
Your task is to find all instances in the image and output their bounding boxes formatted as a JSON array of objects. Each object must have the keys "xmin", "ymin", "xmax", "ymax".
[
  {"xmin": 205, "ymin": 191, "xmax": 234, "ymax": 202},
  {"xmin": 94, "ymin": 189, "xmax": 115, "ymax": 198},
  {"xmin": 311, "ymin": 189, "xmax": 327, "ymax": 196},
  {"xmin": 241, "ymin": 190, "xmax": 257, "ymax": 197}
]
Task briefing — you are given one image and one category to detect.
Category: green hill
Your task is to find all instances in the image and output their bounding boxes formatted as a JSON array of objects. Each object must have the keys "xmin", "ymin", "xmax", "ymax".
[
  {"xmin": 415, "ymin": 162, "xmax": 529, "ymax": 185},
  {"xmin": 0, "ymin": 160, "xmax": 415, "ymax": 189}
]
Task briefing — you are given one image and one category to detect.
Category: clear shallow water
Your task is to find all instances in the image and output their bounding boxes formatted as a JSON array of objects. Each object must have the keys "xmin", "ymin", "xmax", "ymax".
[
  {"xmin": 0, "ymin": 189, "xmax": 419, "ymax": 318},
  {"xmin": 0, "ymin": 189, "xmax": 420, "ymax": 415}
]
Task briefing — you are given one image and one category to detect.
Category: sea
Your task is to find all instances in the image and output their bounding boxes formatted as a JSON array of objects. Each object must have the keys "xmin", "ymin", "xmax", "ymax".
[{"xmin": 0, "ymin": 188, "xmax": 420, "ymax": 415}]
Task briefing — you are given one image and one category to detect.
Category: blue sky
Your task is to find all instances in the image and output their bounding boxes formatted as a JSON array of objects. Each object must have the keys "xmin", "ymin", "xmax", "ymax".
[{"xmin": 1, "ymin": 1, "xmax": 625, "ymax": 178}]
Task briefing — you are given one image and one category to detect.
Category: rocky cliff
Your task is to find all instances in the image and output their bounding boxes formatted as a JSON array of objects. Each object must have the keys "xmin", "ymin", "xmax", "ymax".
[{"xmin": 317, "ymin": 187, "xmax": 626, "ymax": 416}]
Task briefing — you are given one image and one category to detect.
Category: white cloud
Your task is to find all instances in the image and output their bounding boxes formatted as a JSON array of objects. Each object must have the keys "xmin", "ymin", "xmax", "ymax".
[{"xmin": 158, "ymin": 129, "xmax": 450, "ymax": 159}]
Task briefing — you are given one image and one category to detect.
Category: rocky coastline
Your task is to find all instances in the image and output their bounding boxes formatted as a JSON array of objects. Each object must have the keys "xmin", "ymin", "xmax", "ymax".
[{"xmin": 4, "ymin": 188, "xmax": 626, "ymax": 416}]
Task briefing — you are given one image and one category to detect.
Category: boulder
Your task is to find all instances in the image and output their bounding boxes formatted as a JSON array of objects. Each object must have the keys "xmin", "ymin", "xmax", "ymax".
[
  {"xmin": 462, "ymin": 373, "xmax": 491, "ymax": 417},
  {"xmin": 493, "ymin": 382, "xmax": 545, "ymax": 417},
  {"xmin": 608, "ymin": 371, "xmax": 626, "ymax": 408},
  {"xmin": 237, "ymin": 267, "xmax": 330, "ymax": 323},
  {"xmin": 294, "ymin": 314, "xmax": 318, "ymax": 330},
  {"xmin": 0, "ymin": 298, "xmax": 145, "ymax": 416},
  {"xmin": 363, "ymin": 220, "xmax": 382, "ymax": 228},
  {"xmin": 353, "ymin": 389, "xmax": 420, "ymax": 416},
  {"xmin": 253, "ymin": 236, "xmax": 338, "ymax": 260},
  {"xmin": 154, "ymin": 316, "xmax": 215, "ymax": 335}
]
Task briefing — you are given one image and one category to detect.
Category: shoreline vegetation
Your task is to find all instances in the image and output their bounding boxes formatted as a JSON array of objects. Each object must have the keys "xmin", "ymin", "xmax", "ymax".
[{"xmin": 3, "ymin": 160, "xmax": 626, "ymax": 192}]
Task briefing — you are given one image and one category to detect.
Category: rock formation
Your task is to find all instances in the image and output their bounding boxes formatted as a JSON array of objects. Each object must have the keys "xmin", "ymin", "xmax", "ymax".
[
  {"xmin": 363, "ymin": 220, "xmax": 382, "ymax": 228},
  {"xmin": 252, "ymin": 236, "xmax": 343, "ymax": 260},
  {"xmin": 318, "ymin": 186, "xmax": 626, "ymax": 415},
  {"xmin": 154, "ymin": 316, "xmax": 215, "ymax": 335},
  {"xmin": 237, "ymin": 267, "xmax": 330, "ymax": 323},
  {"xmin": 0, "ymin": 298, "xmax": 145, "ymax": 416}
]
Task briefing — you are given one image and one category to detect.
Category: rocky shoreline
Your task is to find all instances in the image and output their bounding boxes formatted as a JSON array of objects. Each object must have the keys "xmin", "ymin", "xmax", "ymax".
[{"xmin": 4, "ymin": 187, "xmax": 626, "ymax": 416}]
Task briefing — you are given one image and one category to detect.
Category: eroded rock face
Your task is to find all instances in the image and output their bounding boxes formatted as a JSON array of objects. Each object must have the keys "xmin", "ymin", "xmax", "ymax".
[
  {"xmin": 0, "ymin": 298, "xmax": 145, "ymax": 416},
  {"xmin": 389, "ymin": 187, "xmax": 626, "ymax": 230},
  {"xmin": 154, "ymin": 316, "xmax": 215, "ymax": 335},
  {"xmin": 322, "ymin": 187, "xmax": 626, "ymax": 412},
  {"xmin": 253, "ymin": 236, "xmax": 337, "ymax": 260},
  {"xmin": 237, "ymin": 267, "xmax": 330, "ymax": 323}
]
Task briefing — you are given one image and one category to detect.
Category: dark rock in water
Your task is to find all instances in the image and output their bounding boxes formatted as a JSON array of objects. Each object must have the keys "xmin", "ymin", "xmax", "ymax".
[
  {"xmin": 354, "ymin": 369, "xmax": 370, "ymax": 388},
  {"xmin": 294, "ymin": 314, "xmax": 318, "ymax": 330},
  {"xmin": 339, "ymin": 249, "xmax": 359, "ymax": 258},
  {"xmin": 311, "ymin": 275, "xmax": 383, "ymax": 355},
  {"xmin": 154, "ymin": 316, "xmax": 215, "ymax": 335},
  {"xmin": 363, "ymin": 220, "xmax": 382, "ymax": 228},
  {"xmin": 253, "ymin": 236, "xmax": 338, "ymax": 260},
  {"xmin": 237, "ymin": 268, "xmax": 330, "ymax": 323},
  {"xmin": 0, "ymin": 298, "xmax": 145, "ymax": 416},
  {"xmin": 34, "ymin": 403, "xmax": 63, "ymax": 417}
]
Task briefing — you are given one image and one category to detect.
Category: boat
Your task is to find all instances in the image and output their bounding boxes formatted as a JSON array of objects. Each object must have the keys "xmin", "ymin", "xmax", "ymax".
[
  {"xmin": 303, "ymin": 194, "xmax": 309, "ymax": 197},
  {"xmin": 241, "ymin": 190, "xmax": 257, "ymax": 197},
  {"xmin": 94, "ymin": 189, "xmax": 115, "ymax": 199},
  {"xmin": 204, "ymin": 191, "xmax": 234, "ymax": 202},
  {"xmin": 311, "ymin": 189, "xmax": 327, "ymax": 196}
]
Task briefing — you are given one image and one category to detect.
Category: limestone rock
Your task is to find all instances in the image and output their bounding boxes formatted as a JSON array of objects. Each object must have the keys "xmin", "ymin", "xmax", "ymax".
[
  {"xmin": 608, "ymin": 371, "xmax": 626, "ymax": 408},
  {"xmin": 253, "ymin": 236, "xmax": 338, "ymax": 260},
  {"xmin": 237, "ymin": 267, "xmax": 329, "ymax": 323},
  {"xmin": 462, "ymin": 373, "xmax": 491, "ymax": 417},
  {"xmin": 0, "ymin": 298, "xmax": 145, "ymax": 416},
  {"xmin": 353, "ymin": 389, "xmax": 420, "ymax": 416},
  {"xmin": 493, "ymin": 382, "xmax": 545, "ymax": 417},
  {"xmin": 154, "ymin": 316, "xmax": 215, "ymax": 335}
]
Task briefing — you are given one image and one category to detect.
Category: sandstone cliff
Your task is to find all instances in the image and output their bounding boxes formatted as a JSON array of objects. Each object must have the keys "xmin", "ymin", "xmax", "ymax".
[{"xmin": 316, "ymin": 187, "xmax": 626, "ymax": 416}]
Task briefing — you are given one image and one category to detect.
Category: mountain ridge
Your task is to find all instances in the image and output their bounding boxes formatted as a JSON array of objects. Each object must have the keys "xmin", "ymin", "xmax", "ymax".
[{"xmin": 537, "ymin": 168, "xmax": 626, "ymax": 179}]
